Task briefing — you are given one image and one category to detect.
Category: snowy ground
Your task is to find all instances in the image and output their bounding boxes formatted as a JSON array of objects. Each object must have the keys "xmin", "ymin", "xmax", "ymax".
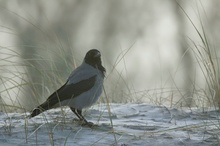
[{"xmin": 0, "ymin": 104, "xmax": 220, "ymax": 146}]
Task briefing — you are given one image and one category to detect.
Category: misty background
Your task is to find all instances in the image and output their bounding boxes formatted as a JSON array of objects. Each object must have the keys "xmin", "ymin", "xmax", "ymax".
[{"xmin": 0, "ymin": 0, "xmax": 219, "ymax": 112}]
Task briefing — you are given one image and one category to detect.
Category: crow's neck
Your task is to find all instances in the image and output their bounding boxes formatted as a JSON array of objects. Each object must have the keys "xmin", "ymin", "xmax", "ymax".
[{"xmin": 85, "ymin": 59, "xmax": 106, "ymax": 77}]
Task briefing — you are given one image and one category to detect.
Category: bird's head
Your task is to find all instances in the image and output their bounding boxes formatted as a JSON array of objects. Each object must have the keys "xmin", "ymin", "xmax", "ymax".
[
  {"xmin": 84, "ymin": 49, "xmax": 106, "ymax": 76},
  {"xmin": 85, "ymin": 49, "xmax": 101, "ymax": 60}
]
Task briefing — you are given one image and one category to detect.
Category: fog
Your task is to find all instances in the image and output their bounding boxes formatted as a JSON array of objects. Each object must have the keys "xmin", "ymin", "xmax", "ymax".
[{"xmin": 0, "ymin": 0, "xmax": 219, "ymax": 112}]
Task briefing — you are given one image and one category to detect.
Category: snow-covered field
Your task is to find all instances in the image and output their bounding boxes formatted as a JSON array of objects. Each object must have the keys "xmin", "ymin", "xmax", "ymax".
[{"xmin": 0, "ymin": 104, "xmax": 220, "ymax": 146}]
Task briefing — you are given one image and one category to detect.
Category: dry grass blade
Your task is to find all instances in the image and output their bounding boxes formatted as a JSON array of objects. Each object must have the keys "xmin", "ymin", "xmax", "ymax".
[{"xmin": 177, "ymin": 0, "xmax": 220, "ymax": 109}]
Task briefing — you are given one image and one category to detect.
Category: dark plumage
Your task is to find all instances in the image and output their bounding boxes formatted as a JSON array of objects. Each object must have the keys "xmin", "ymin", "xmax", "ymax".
[{"xmin": 30, "ymin": 49, "xmax": 106, "ymax": 126}]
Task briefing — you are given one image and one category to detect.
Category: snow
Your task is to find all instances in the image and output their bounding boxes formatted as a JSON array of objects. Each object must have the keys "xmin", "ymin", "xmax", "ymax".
[{"xmin": 0, "ymin": 104, "xmax": 220, "ymax": 146}]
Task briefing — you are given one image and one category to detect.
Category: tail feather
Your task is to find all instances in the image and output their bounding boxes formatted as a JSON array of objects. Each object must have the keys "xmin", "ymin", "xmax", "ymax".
[
  {"xmin": 30, "ymin": 102, "xmax": 50, "ymax": 118},
  {"xmin": 30, "ymin": 87, "xmax": 64, "ymax": 118},
  {"xmin": 30, "ymin": 108, "xmax": 42, "ymax": 118}
]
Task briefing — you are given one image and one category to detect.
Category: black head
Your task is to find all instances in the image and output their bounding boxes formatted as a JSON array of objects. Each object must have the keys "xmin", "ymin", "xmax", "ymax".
[{"xmin": 84, "ymin": 49, "xmax": 106, "ymax": 76}]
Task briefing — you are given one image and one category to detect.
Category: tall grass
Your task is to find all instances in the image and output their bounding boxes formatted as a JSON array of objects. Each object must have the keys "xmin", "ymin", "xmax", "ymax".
[{"xmin": 177, "ymin": 1, "xmax": 220, "ymax": 109}]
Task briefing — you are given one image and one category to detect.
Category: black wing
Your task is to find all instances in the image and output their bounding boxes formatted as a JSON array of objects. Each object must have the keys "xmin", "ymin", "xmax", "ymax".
[{"xmin": 30, "ymin": 75, "xmax": 96, "ymax": 117}]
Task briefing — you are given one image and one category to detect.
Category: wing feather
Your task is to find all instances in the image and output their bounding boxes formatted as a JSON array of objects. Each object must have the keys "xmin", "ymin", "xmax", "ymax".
[{"xmin": 30, "ymin": 75, "xmax": 96, "ymax": 117}]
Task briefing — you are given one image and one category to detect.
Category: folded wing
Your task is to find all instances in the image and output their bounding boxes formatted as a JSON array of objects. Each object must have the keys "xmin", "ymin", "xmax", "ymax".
[{"xmin": 30, "ymin": 75, "xmax": 97, "ymax": 117}]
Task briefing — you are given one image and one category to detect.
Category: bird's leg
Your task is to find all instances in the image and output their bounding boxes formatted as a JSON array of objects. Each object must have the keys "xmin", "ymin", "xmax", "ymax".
[
  {"xmin": 70, "ymin": 107, "xmax": 83, "ymax": 121},
  {"xmin": 70, "ymin": 107, "xmax": 94, "ymax": 127}
]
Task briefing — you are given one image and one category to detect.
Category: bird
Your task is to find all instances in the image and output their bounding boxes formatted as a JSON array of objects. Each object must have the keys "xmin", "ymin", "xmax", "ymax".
[{"xmin": 30, "ymin": 49, "xmax": 106, "ymax": 127}]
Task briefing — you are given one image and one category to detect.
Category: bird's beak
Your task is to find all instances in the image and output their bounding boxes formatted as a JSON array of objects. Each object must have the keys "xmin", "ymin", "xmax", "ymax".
[{"xmin": 94, "ymin": 51, "xmax": 101, "ymax": 57}]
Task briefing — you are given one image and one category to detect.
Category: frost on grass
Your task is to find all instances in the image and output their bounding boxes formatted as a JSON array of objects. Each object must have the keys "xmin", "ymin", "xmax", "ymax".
[{"xmin": 0, "ymin": 104, "xmax": 220, "ymax": 146}]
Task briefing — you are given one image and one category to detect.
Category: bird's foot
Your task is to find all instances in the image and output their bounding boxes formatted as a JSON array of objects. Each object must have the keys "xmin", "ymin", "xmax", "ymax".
[
  {"xmin": 82, "ymin": 120, "xmax": 96, "ymax": 128},
  {"xmin": 72, "ymin": 118, "xmax": 97, "ymax": 128},
  {"xmin": 73, "ymin": 118, "xmax": 96, "ymax": 127}
]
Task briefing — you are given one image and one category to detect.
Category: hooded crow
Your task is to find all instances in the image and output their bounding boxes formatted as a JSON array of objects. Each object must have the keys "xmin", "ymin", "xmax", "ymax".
[{"xmin": 30, "ymin": 49, "xmax": 106, "ymax": 126}]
